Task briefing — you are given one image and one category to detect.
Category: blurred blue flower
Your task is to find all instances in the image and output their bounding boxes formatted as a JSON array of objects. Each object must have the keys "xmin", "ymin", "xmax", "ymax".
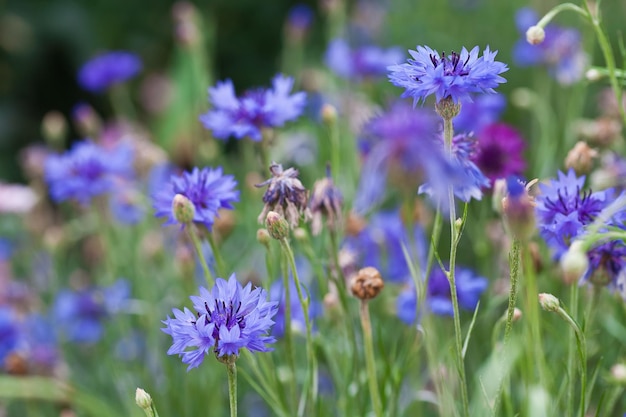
[
  {"xmin": 420, "ymin": 133, "xmax": 490, "ymax": 203},
  {"xmin": 286, "ymin": 4, "xmax": 314, "ymax": 32},
  {"xmin": 0, "ymin": 307, "xmax": 19, "ymax": 365},
  {"xmin": 342, "ymin": 210, "xmax": 426, "ymax": 283},
  {"xmin": 453, "ymin": 93, "xmax": 506, "ymax": 133},
  {"xmin": 44, "ymin": 140, "xmax": 135, "ymax": 205},
  {"xmin": 0, "ymin": 239, "xmax": 12, "ymax": 261},
  {"xmin": 397, "ymin": 266, "xmax": 488, "ymax": 323},
  {"xmin": 23, "ymin": 314, "xmax": 58, "ymax": 369},
  {"xmin": 78, "ymin": 51, "xmax": 142, "ymax": 93},
  {"xmin": 513, "ymin": 8, "xmax": 587, "ymax": 85},
  {"xmin": 325, "ymin": 38, "xmax": 404, "ymax": 79},
  {"xmin": 471, "ymin": 123, "xmax": 526, "ymax": 183},
  {"xmin": 388, "ymin": 45, "xmax": 508, "ymax": 104},
  {"xmin": 109, "ymin": 188, "xmax": 145, "ymax": 224},
  {"xmin": 162, "ymin": 274, "xmax": 278, "ymax": 370},
  {"xmin": 53, "ymin": 279, "xmax": 130, "ymax": 344},
  {"xmin": 152, "ymin": 166, "xmax": 239, "ymax": 230},
  {"xmin": 354, "ymin": 101, "xmax": 472, "ymax": 213},
  {"xmin": 535, "ymin": 169, "xmax": 609, "ymax": 258},
  {"xmin": 200, "ymin": 74, "xmax": 306, "ymax": 141}
]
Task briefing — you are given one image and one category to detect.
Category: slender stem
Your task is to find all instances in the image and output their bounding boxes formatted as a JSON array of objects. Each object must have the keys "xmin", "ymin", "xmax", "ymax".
[
  {"xmin": 280, "ymin": 250, "xmax": 297, "ymax": 411},
  {"xmin": 187, "ymin": 226, "xmax": 214, "ymax": 287},
  {"xmin": 360, "ymin": 300, "xmax": 383, "ymax": 417},
  {"xmin": 227, "ymin": 361, "xmax": 238, "ymax": 417},
  {"xmin": 522, "ymin": 247, "xmax": 547, "ymax": 387},
  {"xmin": 442, "ymin": 114, "xmax": 470, "ymax": 417},
  {"xmin": 493, "ymin": 238, "xmax": 521, "ymax": 416},
  {"xmin": 207, "ymin": 231, "xmax": 227, "ymax": 278},
  {"xmin": 280, "ymin": 238, "xmax": 317, "ymax": 417},
  {"xmin": 566, "ymin": 284, "xmax": 579, "ymax": 417},
  {"xmin": 327, "ymin": 117, "xmax": 340, "ymax": 184}
]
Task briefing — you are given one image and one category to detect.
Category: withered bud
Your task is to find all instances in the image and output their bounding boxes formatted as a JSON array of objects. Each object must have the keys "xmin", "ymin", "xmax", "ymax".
[
  {"xmin": 172, "ymin": 194, "xmax": 195, "ymax": 224},
  {"xmin": 309, "ymin": 168, "xmax": 343, "ymax": 236},
  {"xmin": 350, "ymin": 266, "xmax": 384, "ymax": 300},
  {"xmin": 265, "ymin": 211, "xmax": 290, "ymax": 240},
  {"xmin": 565, "ymin": 141, "xmax": 598, "ymax": 175}
]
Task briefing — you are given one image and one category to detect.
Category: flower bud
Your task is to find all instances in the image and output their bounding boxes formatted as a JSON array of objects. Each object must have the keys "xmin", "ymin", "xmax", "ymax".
[
  {"xmin": 585, "ymin": 68, "xmax": 603, "ymax": 82},
  {"xmin": 610, "ymin": 363, "xmax": 626, "ymax": 384},
  {"xmin": 256, "ymin": 228, "xmax": 271, "ymax": 247},
  {"xmin": 512, "ymin": 307, "xmax": 523, "ymax": 322},
  {"xmin": 41, "ymin": 111, "xmax": 67, "ymax": 148},
  {"xmin": 502, "ymin": 177, "xmax": 536, "ymax": 241},
  {"xmin": 293, "ymin": 227, "xmax": 308, "ymax": 242},
  {"xmin": 560, "ymin": 241, "xmax": 588, "ymax": 285},
  {"xmin": 135, "ymin": 388, "xmax": 152, "ymax": 410},
  {"xmin": 350, "ymin": 266, "xmax": 384, "ymax": 300},
  {"xmin": 172, "ymin": 194, "xmax": 195, "ymax": 224},
  {"xmin": 321, "ymin": 103, "xmax": 338, "ymax": 124},
  {"xmin": 538, "ymin": 293, "xmax": 560, "ymax": 312},
  {"xmin": 265, "ymin": 211, "xmax": 290, "ymax": 240},
  {"xmin": 435, "ymin": 97, "xmax": 461, "ymax": 120},
  {"xmin": 565, "ymin": 141, "xmax": 598, "ymax": 175},
  {"xmin": 525, "ymin": 25, "xmax": 545, "ymax": 45}
]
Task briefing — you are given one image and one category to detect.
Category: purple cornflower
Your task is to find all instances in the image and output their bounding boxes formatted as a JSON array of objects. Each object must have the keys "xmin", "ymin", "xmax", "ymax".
[
  {"xmin": 78, "ymin": 51, "xmax": 142, "ymax": 93},
  {"xmin": 152, "ymin": 167, "xmax": 239, "ymax": 230},
  {"xmin": 44, "ymin": 140, "xmax": 134, "ymax": 205},
  {"xmin": 535, "ymin": 170, "xmax": 610, "ymax": 258},
  {"xmin": 162, "ymin": 274, "xmax": 278, "ymax": 370},
  {"xmin": 388, "ymin": 45, "xmax": 508, "ymax": 105},
  {"xmin": 53, "ymin": 280, "xmax": 130, "ymax": 344},
  {"xmin": 453, "ymin": 93, "xmax": 506, "ymax": 133},
  {"xmin": 397, "ymin": 266, "xmax": 488, "ymax": 323},
  {"xmin": 472, "ymin": 123, "xmax": 526, "ymax": 183},
  {"xmin": 354, "ymin": 101, "xmax": 471, "ymax": 213},
  {"xmin": 420, "ymin": 133, "xmax": 490, "ymax": 202},
  {"xmin": 342, "ymin": 210, "xmax": 426, "ymax": 283},
  {"xmin": 199, "ymin": 74, "xmax": 306, "ymax": 142},
  {"xmin": 513, "ymin": 8, "xmax": 587, "ymax": 85},
  {"xmin": 325, "ymin": 38, "xmax": 404, "ymax": 79},
  {"xmin": 586, "ymin": 241, "xmax": 626, "ymax": 286}
]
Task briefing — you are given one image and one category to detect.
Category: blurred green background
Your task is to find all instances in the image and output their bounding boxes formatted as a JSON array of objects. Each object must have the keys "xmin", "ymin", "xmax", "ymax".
[{"xmin": 1, "ymin": 0, "xmax": 624, "ymax": 181}]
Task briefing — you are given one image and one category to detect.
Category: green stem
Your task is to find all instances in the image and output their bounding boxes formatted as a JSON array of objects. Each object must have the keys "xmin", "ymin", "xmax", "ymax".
[
  {"xmin": 442, "ymin": 113, "xmax": 470, "ymax": 417},
  {"xmin": 327, "ymin": 117, "xmax": 340, "ymax": 184},
  {"xmin": 535, "ymin": 3, "xmax": 587, "ymax": 28},
  {"xmin": 566, "ymin": 284, "xmax": 579, "ymax": 416},
  {"xmin": 493, "ymin": 238, "xmax": 521, "ymax": 416},
  {"xmin": 227, "ymin": 361, "xmax": 238, "ymax": 417},
  {"xmin": 187, "ymin": 226, "xmax": 214, "ymax": 287},
  {"xmin": 360, "ymin": 300, "xmax": 383, "ymax": 417},
  {"xmin": 280, "ymin": 238, "xmax": 317, "ymax": 417},
  {"xmin": 280, "ymin": 250, "xmax": 297, "ymax": 411}
]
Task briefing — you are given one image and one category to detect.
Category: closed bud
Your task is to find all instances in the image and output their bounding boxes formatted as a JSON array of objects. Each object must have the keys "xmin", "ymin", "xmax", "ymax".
[
  {"xmin": 256, "ymin": 228, "xmax": 271, "ymax": 247},
  {"xmin": 350, "ymin": 266, "xmax": 384, "ymax": 300},
  {"xmin": 265, "ymin": 211, "xmax": 290, "ymax": 240},
  {"xmin": 525, "ymin": 25, "xmax": 545, "ymax": 45},
  {"xmin": 610, "ymin": 363, "xmax": 626, "ymax": 384},
  {"xmin": 502, "ymin": 177, "xmax": 536, "ymax": 241},
  {"xmin": 565, "ymin": 141, "xmax": 598, "ymax": 175},
  {"xmin": 512, "ymin": 307, "xmax": 523, "ymax": 322},
  {"xmin": 538, "ymin": 293, "xmax": 560, "ymax": 312},
  {"xmin": 135, "ymin": 388, "xmax": 152, "ymax": 410},
  {"xmin": 435, "ymin": 96, "xmax": 461, "ymax": 120},
  {"xmin": 293, "ymin": 227, "xmax": 308, "ymax": 242},
  {"xmin": 560, "ymin": 241, "xmax": 588, "ymax": 284},
  {"xmin": 585, "ymin": 68, "xmax": 603, "ymax": 82},
  {"xmin": 172, "ymin": 194, "xmax": 195, "ymax": 224},
  {"xmin": 41, "ymin": 111, "xmax": 67, "ymax": 148},
  {"xmin": 321, "ymin": 103, "xmax": 338, "ymax": 124}
]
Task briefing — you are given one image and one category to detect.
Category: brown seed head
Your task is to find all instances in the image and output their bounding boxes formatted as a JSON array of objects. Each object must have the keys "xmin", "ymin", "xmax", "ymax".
[{"xmin": 350, "ymin": 266, "xmax": 384, "ymax": 300}]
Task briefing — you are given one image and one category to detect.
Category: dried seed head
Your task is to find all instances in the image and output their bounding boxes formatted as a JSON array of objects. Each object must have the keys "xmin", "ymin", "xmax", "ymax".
[
  {"xmin": 309, "ymin": 169, "xmax": 343, "ymax": 235},
  {"xmin": 350, "ymin": 266, "xmax": 384, "ymax": 300},
  {"xmin": 565, "ymin": 141, "xmax": 598, "ymax": 175}
]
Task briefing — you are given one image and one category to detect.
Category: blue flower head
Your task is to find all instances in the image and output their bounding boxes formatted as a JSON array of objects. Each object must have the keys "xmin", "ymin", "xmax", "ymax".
[
  {"xmin": 152, "ymin": 167, "xmax": 239, "ymax": 230},
  {"xmin": 162, "ymin": 274, "xmax": 278, "ymax": 370},
  {"xmin": 453, "ymin": 93, "xmax": 506, "ymax": 133},
  {"xmin": 44, "ymin": 140, "xmax": 134, "ymax": 205},
  {"xmin": 200, "ymin": 74, "xmax": 306, "ymax": 141},
  {"xmin": 388, "ymin": 45, "xmax": 508, "ymax": 105},
  {"xmin": 397, "ymin": 266, "xmax": 488, "ymax": 324},
  {"xmin": 78, "ymin": 51, "xmax": 142, "ymax": 93}
]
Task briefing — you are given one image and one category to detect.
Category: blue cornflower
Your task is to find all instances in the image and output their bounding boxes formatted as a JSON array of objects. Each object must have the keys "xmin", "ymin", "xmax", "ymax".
[
  {"xmin": 53, "ymin": 279, "xmax": 130, "ymax": 344},
  {"xmin": 152, "ymin": 167, "xmax": 239, "ymax": 230},
  {"xmin": 342, "ymin": 210, "xmax": 426, "ymax": 283},
  {"xmin": 162, "ymin": 274, "xmax": 278, "ymax": 370},
  {"xmin": 0, "ymin": 307, "xmax": 19, "ymax": 365},
  {"xmin": 586, "ymin": 241, "xmax": 626, "ymax": 286},
  {"xmin": 199, "ymin": 75, "xmax": 306, "ymax": 141},
  {"xmin": 397, "ymin": 266, "xmax": 488, "ymax": 323},
  {"xmin": 535, "ymin": 170, "xmax": 610, "ymax": 257},
  {"xmin": 354, "ymin": 101, "xmax": 471, "ymax": 213},
  {"xmin": 513, "ymin": 8, "xmax": 587, "ymax": 85},
  {"xmin": 388, "ymin": 45, "xmax": 508, "ymax": 105},
  {"xmin": 44, "ymin": 140, "xmax": 134, "ymax": 205},
  {"xmin": 420, "ymin": 133, "xmax": 490, "ymax": 203},
  {"xmin": 78, "ymin": 51, "xmax": 142, "ymax": 93},
  {"xmin": 325, "ymin": 38, "xmax": 404, "ymax": 80}
]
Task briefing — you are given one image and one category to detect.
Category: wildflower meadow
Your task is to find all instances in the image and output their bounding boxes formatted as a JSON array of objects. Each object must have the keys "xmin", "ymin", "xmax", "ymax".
[{"xmin": 3, "ymin": 0, "xmax": 626, "ymax": 416}]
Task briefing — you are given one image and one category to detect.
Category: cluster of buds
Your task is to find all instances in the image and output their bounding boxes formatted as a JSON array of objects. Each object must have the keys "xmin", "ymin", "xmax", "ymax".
[{"xmin": 256, "ymin": 162, "xmax": 311, "ymax": 228}]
